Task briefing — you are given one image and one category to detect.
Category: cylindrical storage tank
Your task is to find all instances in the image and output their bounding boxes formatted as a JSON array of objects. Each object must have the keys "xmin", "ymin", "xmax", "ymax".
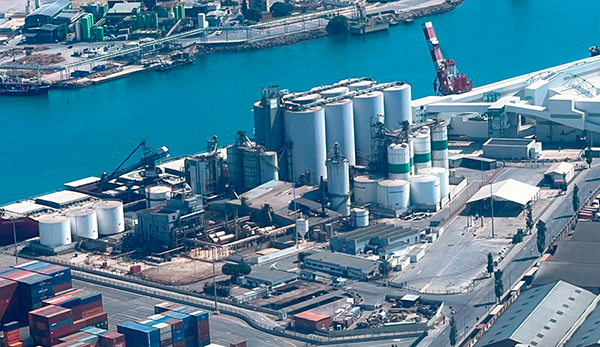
[
  {"xmin": 326, "ymin": 145, "xmax": 350, "ymax": 216},
  {"xmin": 408, "ymin": 136, "xmax": 415, "ymax": 175},
  {"xmin": 38, "ymin": 215, "xmax": 71, "ymax": 247},
  {"xmin": 353, "ymin": 175, "xmax": 380, "ymax": 205},
  {"xmin": 243, "ymin": 148, "xmax": 261, "ymax": 190},
  {"xmin": 348, "ymin": 80, "xmax": 374, "ymax": 91},
  {"xmin": 430, "ymin": 121, "xmax": 449, "ymax": 169},
  {"xmin": 260, "ymin": 151, "xmax": 279, "ymax": 184},
  {"xmin": 294, "ymin": 94, "xmax": 320, "ymax": 105},
  {"xmin": 296, "ymin": 219, "xmax": 309, "ymax": 239},
  {"xmin": 66, "ymin": 208, "xmax": 98, "ymax": 240},
  {"xmin": 320, "ymin": 86, "xmax": 349, "ymax": 99},
  {"xmin": 197, "ymin": 13, "xmax": 207, "ymax": 28},
  {"xmin": 94, "ymin": 200, "xmax": 125, "ymax": 235},
  {"xmin": 388, "ymin": 143, "xmax": 411, "ymax": 180},
  {"xmin": 414, "ymin": 129, "xmax": 431, "ymax": 172},
  {"xmin": 384, "ymin": 84, "xmax": 412, "ymax": 129},
  {"xmin": 146, "ymin": 185, "xmax": 171, "ymax": 208},
  {"xmin": 410, "ymin": 175, "xmax": 441, "ymax": 206},
  {"xmin": 284, "ymin": 107, "xmax": 327, "ymax": 185},
  {"xmin": 351, "ymin": 208, "xmax": 369, "ymax": 227},
  {"xmin": 377, "ymin": 179, "xmax": 410, "ymax": 210},
  {"xmin": 353, "ymin": 91, "xmax": 384, "ymax": 165},
  {"xmin": 325, "ymin": 99, "xmax": 356, "ymax": 166},
  {"xmin": 418, "ymin": 167, "xmax": 450, "ymax": 199}
]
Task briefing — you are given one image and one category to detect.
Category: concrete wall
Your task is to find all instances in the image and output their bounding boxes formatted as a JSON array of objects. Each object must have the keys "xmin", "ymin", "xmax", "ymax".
[{"xmin": 448, "ymin": 115, "xmax": 489, "ymax": 140}]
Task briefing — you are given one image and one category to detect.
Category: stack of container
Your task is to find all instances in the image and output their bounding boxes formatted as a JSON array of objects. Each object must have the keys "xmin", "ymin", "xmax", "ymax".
[
  {"xmin": 154, "ymin": 303, "xmax": 210, "ymax": 347},
  {"xmin": 117, "ymin": 321, "xmax": 159, "ymax": 347},
  {"xmin": 579, "ymin": 205, "xmax": 599, "ymax": 220},
  {"xmin": 29, "ymin": 305, "xmax": 74, "ymax": 346},
  {"xmin": 0, "ymin": 279, "xmax": 18, "ymax": 325},
  {"xmin": 13, "ymin": 261, "xmax": 72, "ymax": 293},
  {"xmin": 79, "ymin": 327, "xmax": 125, "ymax": 347},
  {"xmin": 0, "ymin": 268, "xmax": 54, "ymax": 326},
  {"xmin": 42, "ymin": 289, "xmax": 105, "ymax": 330},
  {"xmin": 58, "ymin": 331, "xmax": 99, "ymax": 346},
  {"xmin": 139, "ymin": 314, "xmax": 184, "ymax": 347},
  {"xmin": 1, "ymin": 322, "xmax": 22, "ymax": 347}
]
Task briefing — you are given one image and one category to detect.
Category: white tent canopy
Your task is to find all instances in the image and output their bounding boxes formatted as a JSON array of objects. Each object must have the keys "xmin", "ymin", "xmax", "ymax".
[{"xmin": 467, "ymin": 179, "xmax": 540, "ymax": 207}]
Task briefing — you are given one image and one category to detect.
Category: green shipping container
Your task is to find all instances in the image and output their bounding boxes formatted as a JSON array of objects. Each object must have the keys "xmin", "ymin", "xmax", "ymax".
[{"xmin": 94, "ymin": 26, "xmax": 104, "ymax": 41}]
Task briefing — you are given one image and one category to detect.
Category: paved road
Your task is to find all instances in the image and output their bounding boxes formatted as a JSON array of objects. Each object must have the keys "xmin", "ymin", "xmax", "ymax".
[{"xmin": 424, "ymin": 164, "xmax": 600, "ymax": 347}]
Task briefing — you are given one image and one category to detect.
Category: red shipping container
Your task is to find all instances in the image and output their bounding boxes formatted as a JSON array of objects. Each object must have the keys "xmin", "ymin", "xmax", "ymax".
[
  {"xmin": 5, "ymin": 329, "xmax": 20, "ymax": 344},
  {"xmin": 229, "ymin": 342, "xmax": 247, "ymax": 347},
  {"xmin": 8, "ymin": 342, "xmax": 23, "ymax": 347},
  {"xmin": 82, "ymin": 307, "xmax": 104, "ymax": 319},
  {"xmin": 129, "ymin": 266, "xmax": 141, "ymax": 275},
  {"xmin": 54, "ymin": 282, "xmax": 73, "ymax": 294},
  {"xmin": 80, "ymin": 301, "xmax": 103, "ymax": 314},
  {"xmin": 197, "ymin": 320, "xmax": 209, "ymax": 342},
  {"xmin": 173, "ymin": 342, "xmax": 184, "ymax": 347},
  {"xmin": 160, "ymin": 338, "xmax": 172, "ymax": 347}
]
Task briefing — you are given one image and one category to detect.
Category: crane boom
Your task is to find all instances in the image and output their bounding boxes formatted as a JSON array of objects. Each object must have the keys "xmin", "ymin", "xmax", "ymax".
[
  {"xmin": 97, "ymin": 140, "xmax": 169, "ymax": 193},
  {"xmin": 422, "ymin": 21, "xmax": 473, "ymax": 96}
]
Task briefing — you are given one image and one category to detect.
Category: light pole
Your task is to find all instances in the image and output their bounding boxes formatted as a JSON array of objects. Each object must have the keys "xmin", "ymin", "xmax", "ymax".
[
  {"xmin": 490, "ymin": 182, "xmax": 495, "ymax": 238},
  {"xmin": 211, "ymin": 246, "xmax": 218, "ymax": 311},
  {"xmin": 2, "ymin": 216, "xmax": 23, "ymax": 264}
]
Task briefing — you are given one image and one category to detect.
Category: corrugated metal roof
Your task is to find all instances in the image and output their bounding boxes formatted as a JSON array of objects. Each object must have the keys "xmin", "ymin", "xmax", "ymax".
[
  {"xmin": 29, "ymin": 0, "xmax": 71, "ymax": 18},
  {"xmin": 467, "ymin": 179, "xmax": 540, "ymax": 206},
  {"xmin": 544, "ymin": 162, "xmax": 574, "ymax": 176},
  {"xmin": 293, "ymin": 310, "xmax": 330, "ymax": 322}
]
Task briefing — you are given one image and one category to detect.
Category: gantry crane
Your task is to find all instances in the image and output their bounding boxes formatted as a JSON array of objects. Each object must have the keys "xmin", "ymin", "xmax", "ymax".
[
  {"xmin": 97, "ymin": 140, "xmax": 169, "ymax": 193},
  {"xmin": 422, "ymin": 21, "xmax": 473, "ymax": 96}
]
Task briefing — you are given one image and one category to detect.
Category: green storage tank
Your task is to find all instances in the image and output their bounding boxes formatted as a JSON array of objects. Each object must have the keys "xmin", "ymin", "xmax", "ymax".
[
  {"xmin": 156, "ymin": 6, "xmax": 167, "ymax": 18},
  {"xmin": 146, "ymin": 12, "xmax": 158, "ymax": 29},
  {"xmin": 94, "ymin": 26, "xmax": 104, "ymax": 41},
  {"xmin": 179, "ymin": 5, "xmax": 185, "ymax": 19},
  {"xmin": 81, "ymin": 16, "xmax": 91, "ymax": 41},
  {"xmin": 172, "ymin": 6, "xmax": 179, "ymax": 19},
  {"xmin": 136, "ymin": 14, "xmax": 145, "ymax": 29}
]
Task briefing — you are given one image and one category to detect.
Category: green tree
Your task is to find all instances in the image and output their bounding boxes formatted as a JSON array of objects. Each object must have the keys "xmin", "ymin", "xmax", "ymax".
[
  {"xmin": 222, "ymin": 263, "xmax": 252, "ymax": 278},
  {"xmin": 536, "ymin": 220, "xmax": 547, "ymax": 256},
  {"xmin": 298, "ymin": 252, "xmax": 308, "ymax": 264},
  {"xmin": 326, "ymin": 15, "xmax": 348, "ymax": 35},
  {"xmin": 449, "ymin": 315, "xmax": 457, "ymax": 346},
  {"xmin": 494, "ymin": 270, "xmax": 504, "ymax": 302},
  {"xmin": 573, "ymin": 184, "xmax": 580, "ymax": 212},
  {"xmin": 241, "ymin": 0, "xmax": 248, "ymax": 12},
  {"xmin": 244, "ymin": 8, "xmax": 261, "ymax": 21},
  {"xmin": 512, "ymin": 230, "xmax": 523, "ymax": 244},
  {"xmin": 487, "ymin": 253, "xmax": 494, "ymax": 277},
  {"xmin": 526, "ymin": 204, "xmax": 534, "ymax": 233},
  {"xmin": 585, "ymin": 148, "xmax": 594, "ymax": 168},
  {"xmin": 270, "ymin": 2, "xmax": 294, "ymax": 17}
]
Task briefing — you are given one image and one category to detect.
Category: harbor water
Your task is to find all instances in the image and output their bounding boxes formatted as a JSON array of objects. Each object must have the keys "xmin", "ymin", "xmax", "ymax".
[{"xmin": 1, "ymin": 0, "xmax": 599, "ymax": 204}]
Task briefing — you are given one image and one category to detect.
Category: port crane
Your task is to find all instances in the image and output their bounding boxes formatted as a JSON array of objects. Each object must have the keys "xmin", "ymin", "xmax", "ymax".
[
  {"xmin": 422, "ymin": 21, "xmax": 473, "ymax": 96},
  {"xmin": 97, "ymin": 140, "xmax": 169, "ymax": 193}
]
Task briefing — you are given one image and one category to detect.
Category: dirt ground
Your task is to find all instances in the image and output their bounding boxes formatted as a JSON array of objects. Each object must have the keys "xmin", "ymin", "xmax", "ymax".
[
  {"xmin": 141, "ymin": 257, "xmax": 222, "ymax": 285},
  {"xmin": 17, "ymin": 54, "xmax": 65, "ymax": 65}
]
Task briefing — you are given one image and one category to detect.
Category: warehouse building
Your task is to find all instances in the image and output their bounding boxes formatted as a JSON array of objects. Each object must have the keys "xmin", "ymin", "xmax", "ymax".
[
  {"xmin": 482, "ymin": 138, "xmax": 541, "ymax": 160},
  {"xmin": 564, "ymin": 301, "xmax": 600, "ymax": 347},
  {"xmin": 570, "ymin": 221, "xmax": 600, "ymax": 242},
  {"xmin": 25, "ymin": 0, "xmax": 71, "ymax": 30},
  {"xmin": 35, "ymin": 190, "xmax": 93, "ymax": 209},
  {"xmin": 329, "ymin": 223, "xmax": 421, "ymax": 256},
  {"xmin": 543, "ymin": 162, "xmax": 575, "ymax": 188},
  {"xmin": 477, "ymin": 281, "xmax": 596, "ymax": 347},
  {"xmin": 467, "ymin": 179, "xmax": 540, "ymax": 216},
  {"xmin": 303, "ymin": 252, "xmax": 378, "ymax": 280},
  {"xmin": 244, "ymin": 267, "xmax": 297, "ymax": 288},
  {"xmin": 293, "ymin": 311, "xmax": 332, "ymax": 333}
]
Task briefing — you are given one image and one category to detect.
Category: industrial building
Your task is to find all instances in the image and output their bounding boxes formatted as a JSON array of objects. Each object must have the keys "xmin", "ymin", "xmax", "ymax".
[
  {"xmin": 467, "ymin": 179, "xmax": 540, "ymax": 215},
  {"xmin": 35, "ymin": 190, "xmax": 94, "ymax": 209},
  {"xmin": 543, "ymin": 162, "xmax": 575, "ymax": 188},
  {"xmin": 329, "ymin": 223, "xmax": 420, "ymax": 256},
  {"xmin": 482, "ymin": 138, "xmax": 541, "ymax": 160},
  {"xmin": 303, "ymin": 252, "xmax": 379, "ymax": 280},
  {"xmin": 476, "ymin": 281, "xmax": 596, "ymax": 347},
  {"xmin": 244, "ymin": 267, "xmax": 298, "ymax": 288},
  {"xmin": 293, "ymin": 311, "xmax": 332, "ymax": 333},
  {"xmin": 564, "ymin": 302, "xmax": 600, "ymax": 347},
  {"xmin": 24, "ymin": 0, "xmax": 71, "ymax": 30}
]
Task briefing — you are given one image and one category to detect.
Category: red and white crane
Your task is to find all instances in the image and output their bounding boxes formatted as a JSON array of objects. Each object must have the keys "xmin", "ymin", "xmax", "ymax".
[{"xmin": 422, "ymin": 21, "xmax": 473, "ymax": 96}]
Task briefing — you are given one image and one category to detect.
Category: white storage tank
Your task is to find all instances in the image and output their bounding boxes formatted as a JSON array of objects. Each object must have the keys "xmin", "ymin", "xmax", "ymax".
[
  {"xmin": 410, "ymin": 175, "xmax": 441, "ymax": 206},
  {"xmin": 320, "ymin": 86, "xmax": 349, "ymax": 98},
  {"xmin": 294, "ymin": 94, "xmax": 320, "ymax": 105},
  {"xmin": 296, "ymin": 218, "xmax": 309, "ymax": 239},
  {"xmin": 66, "ymin": 208, "xmax": 98, "ymax": 240},
  {"xmin": 430, "ymin": 121, "xmax": 449, "ymax": 169},
  {"xmin": 146, "ymin": 185, "xmax": 171, "ymax": 208},
  {"xmin": 38, "ymin": 215, "xmax": 71, "ymax": 247},
  {"xmin": 197, "ymin": 13, "xmax": 207, "ymax": 29},
  {"xmin": 284, "ymin": 107, "xmax": 327, "ymax": 185},
  {"xmin": 353, "ymin": 175, "xmax": 380, "ymax": 205},
  {"xmin": 348, "ymin": 80, "xmax": 374, "ymax": 91},
  {"xmin": 94, "ymin": 200, "xmax": 125, "ymax": 235},
  {"xmin": 325, "ymin": 99, "xmax": 356, "ymax": 166},
  {"xmin": 377, "ymin": 179, "xmax": 410, "ymax": 210},
  {"xmin": 326, "ymin": 143, "xmax": 350, "ymax": 216},
  {"xmin": 383, "ymin": 84, "xmax": 412, "ymax": 129},
  {"xmin": 388, "ymin": 143, "xmax": 411, "ymax": 180},
  {"xmin": 353, "ymin": 91, "xmax": 384, "ymax": 165},
  {"xmin": 351, "ymin": 208, "xmax": 369, "ymax": 227},
  {"xmin": 414, "ymin": 129, "xmax": 432, "ymax": 172},
  {"xmin": 259, "ymin": 151, "xmax": 279, "ymax": 183},
  {"xmin": 418, "ymin": 167, "xmax": 450, "ymax": 199},
  {"xmin": 243, "ymin": 147, "xmax": 261, "ymax": 190}
]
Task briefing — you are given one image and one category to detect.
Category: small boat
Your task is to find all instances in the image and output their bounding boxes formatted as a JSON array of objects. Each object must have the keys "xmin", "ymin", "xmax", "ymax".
[{"xmin": 0, "ymin": 77, "xmax": 50, "ymax": 96}]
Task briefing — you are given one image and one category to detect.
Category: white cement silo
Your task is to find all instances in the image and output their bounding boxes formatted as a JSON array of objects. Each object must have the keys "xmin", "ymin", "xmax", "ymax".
[
  {"xmin": 383, "ymin": 84, "xmax": 412, "ymax": 129},
  {"xmin": 419, "ymin": 167, "xmax": 450, "ymax": 199},
  {"xmin": 377, "ymin": 179, "xmax": 410, "ymax": 211},
  {"xmin": 388, "ymin": 143, "xmax": 411, "ymax": 180},
  {"xmin": 38, "ymin": 215, "xmax": 71, "ymax": 247},
  {"xmin": 353, "ymin": 91, "xmax": 384, "ymax": 165},
  {"xmin": 353, "ymin": 175, "xmax": 380, "ymax": 205},
  {"xmin": 410, "ymin": 175, "xmax": 441, "ymax": 206},
  {"xmin": 414, "ymin": 129, "xmax": 432, "ymax": 172},
  {"xmin": 94, "ymin": 200, "xmax": 125, "ymax": 235},
  {"xmin": 66, "ymin": 208, "xmax": 98, "ymax": 240},
  {"xmin": 260, "ymin": 151, "xmax": 279, "ymax": 183},
  {"xmin": 325, "ymin": 99, "xmax": 356, "ymax": 166}
]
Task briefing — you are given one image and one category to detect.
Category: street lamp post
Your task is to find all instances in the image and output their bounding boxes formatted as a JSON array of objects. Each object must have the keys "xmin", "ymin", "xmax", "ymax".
[
  {"xmin": 2, "ymin": 216, "xmax": 23, "ymax": 264},
  {"xmin": 490, "ymin": 182, "xmax": 495, "ymax": 238},
  {"xmin": 211, "ymin": 246, "xmax": 218, "ymax": 311}
]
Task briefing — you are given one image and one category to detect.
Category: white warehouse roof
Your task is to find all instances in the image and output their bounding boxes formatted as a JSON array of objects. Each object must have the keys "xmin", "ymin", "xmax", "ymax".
[
  {"xmin": 467, "ymin": 179, "xmax": 540, "ymax": 207},
  {"xmin": 544, "ymin": 162, "xmax": 574, "ymax": 176}
]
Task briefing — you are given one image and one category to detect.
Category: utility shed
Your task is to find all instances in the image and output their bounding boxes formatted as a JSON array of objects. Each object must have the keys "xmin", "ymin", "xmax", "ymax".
[
  {"xmin": 564, "ymin": 302, "xmax": 600, "ymax": 347},
  {"xmin": 304, "ymin": 252, "xmax": 378, "ymax": 280},
  {"xmin": 476, "ymin": 281, "xmax": 595, "ymax": 347},
  {"xmin": 483, "ymin": 138, "xmax": 540, "ymax": 160},
  {"xmin": 533, "ymin": 262, "xmax": 600, "ymax": 294},
  {"xmin": 244, "ymin": 267, "xmax": 297, "ymax": 288},
  {"xmin": 467, "ymin": 179, "xmax": 540, "ymax": 213},
  {"xmin": 544, "ymin": 162, "xmax": 574, "ymax": 188},
  {"xmin": 293, "ymin": 311, "xmax": 332, "ymax": 333}
]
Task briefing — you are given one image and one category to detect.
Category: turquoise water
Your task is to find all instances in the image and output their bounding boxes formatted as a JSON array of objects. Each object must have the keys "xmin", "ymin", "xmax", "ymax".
[{"xmin": 1, "ymin": 0, "xmax": 599, "ymax": 204}]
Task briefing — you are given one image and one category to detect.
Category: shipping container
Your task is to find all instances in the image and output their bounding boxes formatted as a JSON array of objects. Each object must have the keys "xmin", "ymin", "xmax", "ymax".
[
  {"xmin": 0, "ymin": 279, "xmax": 18, "ymax": 325},
  {"xmin": 29, "ymin": 305, "xmax": 75, "ymax": 347},
  {"xmin": 13, "ymin": 261, "xmax": 72, "ymax": 293},
  {"xmin": 117, "ymin": 321, "xmax": 160, "ymax": 347},
  {"xmin": 0, "ymin": 268, "xmax": 54, "ymax": 325}
]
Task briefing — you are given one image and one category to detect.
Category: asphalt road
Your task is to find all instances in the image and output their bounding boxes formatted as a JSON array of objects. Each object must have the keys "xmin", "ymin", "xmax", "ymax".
[{"xmin": 424, "ymin": 164, "xmax": 600, "ymax": 347}]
